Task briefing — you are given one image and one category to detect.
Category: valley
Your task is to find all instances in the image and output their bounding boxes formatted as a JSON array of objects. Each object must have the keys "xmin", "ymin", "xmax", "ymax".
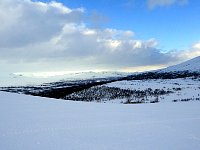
[{"xmin": 1, "ymin": 57, "xmax": 200, "ymax": 104}]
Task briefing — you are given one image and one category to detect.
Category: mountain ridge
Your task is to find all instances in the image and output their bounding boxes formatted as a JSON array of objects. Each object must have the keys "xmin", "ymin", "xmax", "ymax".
[{"xmin": 157, "ymin": 56, "xmax": 200, "ymax": 73}]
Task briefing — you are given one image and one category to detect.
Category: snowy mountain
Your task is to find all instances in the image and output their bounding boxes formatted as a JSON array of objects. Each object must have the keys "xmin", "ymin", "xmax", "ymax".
[
  {"xmin": 62, "ymin": 56, "xmax": 200, "ymax": 104},
  {"xmin": 158, "ymin": 56, "xmax": 200, "ymax": 72}
]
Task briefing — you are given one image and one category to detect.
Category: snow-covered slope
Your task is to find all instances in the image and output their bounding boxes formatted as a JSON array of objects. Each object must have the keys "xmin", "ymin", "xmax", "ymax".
[
  {"xmin": 1, "ymin": 92, "xmax": 200, "ymax": 150},
  {"xmin": 105, "ymin": 78, "xmax": 200, "ymax": 103},
  {"xmin": 159, "ymin": 56, "xmax": 200, "ymax": 72}
]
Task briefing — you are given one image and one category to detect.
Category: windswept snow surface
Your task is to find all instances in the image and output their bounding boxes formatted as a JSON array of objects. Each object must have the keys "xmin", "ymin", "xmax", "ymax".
[{"xmin": 1, "ymin": 92, "xmax": 200, "ymax": 150}]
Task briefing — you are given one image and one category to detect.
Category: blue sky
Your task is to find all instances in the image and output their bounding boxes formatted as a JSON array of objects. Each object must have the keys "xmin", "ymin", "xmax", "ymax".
[
  {"xmin": 0, "ymin": 0, "xmax": 200, "ymax": 74},
  {"xmin": 38, "ymin": 0, "xmax": 200, "ymax": 51}
]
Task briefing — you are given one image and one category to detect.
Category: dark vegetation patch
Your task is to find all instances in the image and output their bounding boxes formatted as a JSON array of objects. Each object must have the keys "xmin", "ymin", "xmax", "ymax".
[
  {"xmin": 0, "ymin": 77, "xmax": 122, "ymax": 99},
  {"xmin": 173, "ymin": 97, "xmax": 200, "ymax": 102},
  {"xmin": 125, "ymin": 71, "xmax": 200, "ymax": 80},
  {"xmin": 65, "ymin": 86, "xmax": 173, "ymax": 103}
]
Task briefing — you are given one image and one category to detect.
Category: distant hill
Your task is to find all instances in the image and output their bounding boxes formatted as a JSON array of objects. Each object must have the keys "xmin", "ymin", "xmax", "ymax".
[{"xmin": 158, "ymin": 56, "xmax": 200, "ymax": 73}]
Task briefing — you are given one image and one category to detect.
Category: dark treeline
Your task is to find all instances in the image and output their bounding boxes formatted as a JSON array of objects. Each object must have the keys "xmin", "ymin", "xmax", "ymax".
[
  {"xmin": 0, "ymin": 77, "xmax": 122, "ymax": 99},
  {"xmin": 65, "ymin": 86, "xmax": 174, "ymax": 103},
  {"xmin": 124, "ymin": 71, "xmax": 200, "ymax": 80}
]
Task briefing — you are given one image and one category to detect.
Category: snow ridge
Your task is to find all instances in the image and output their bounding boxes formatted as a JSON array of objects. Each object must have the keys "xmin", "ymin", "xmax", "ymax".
[{"xmin": 158, "ymin": 56, "xmax": 200, "ymax": 72}]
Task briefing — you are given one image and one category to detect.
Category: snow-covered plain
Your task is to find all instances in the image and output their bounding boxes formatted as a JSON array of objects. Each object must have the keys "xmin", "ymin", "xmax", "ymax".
[
  {"xmin": 1, "ymin": 92, "xmax": 200, "ymax": 150},
  {"xmin": 105, "ymin": 78, "xmax": 200, "ymax": 103}
]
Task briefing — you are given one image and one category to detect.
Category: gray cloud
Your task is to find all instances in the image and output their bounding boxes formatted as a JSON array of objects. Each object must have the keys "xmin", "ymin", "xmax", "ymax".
[{"xmin": 0, "ymin": 0, "xmax": 196, "ymax": 73}]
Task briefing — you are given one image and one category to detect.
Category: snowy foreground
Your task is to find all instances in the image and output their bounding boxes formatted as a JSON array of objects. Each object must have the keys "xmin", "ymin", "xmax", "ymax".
[{"xmin": 1, "ymin": 92, "xmax": 200, "ymax": 150}]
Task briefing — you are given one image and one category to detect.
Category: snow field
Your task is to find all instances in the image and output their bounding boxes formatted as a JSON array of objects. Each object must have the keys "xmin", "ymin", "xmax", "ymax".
[{"xmin": 0, "ymin": 92, "xmax": 200, "ymax": 150}]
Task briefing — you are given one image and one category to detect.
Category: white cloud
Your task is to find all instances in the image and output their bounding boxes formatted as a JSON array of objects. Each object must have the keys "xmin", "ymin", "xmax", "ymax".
[
  {"xmin": 148, "ymin": 0, "xmax": 188, "ymax": 9},
  {"xmin": 177, "ymin": 41, "xmax": 200, "ymax": 59},
  {"xmin": 192, "ymin": 42, "xmax": 200, "ymax": 49},
  {"xmin": 0, "ymin": 0, "xmax": 84, "ymax": 48},
  {"xmin": 0, "ymin": 0, "xmax": 196, "ymax": 73}
]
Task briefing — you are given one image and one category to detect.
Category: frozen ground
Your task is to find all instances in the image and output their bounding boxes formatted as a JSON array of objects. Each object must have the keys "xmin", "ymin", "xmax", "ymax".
[
  {"xmin": 0, "ymin": 92, "xmax": 200, "ymax": 150},
  {"xmin": 105, "ymin": 78, "xmax": 200, "ymax": 103}
]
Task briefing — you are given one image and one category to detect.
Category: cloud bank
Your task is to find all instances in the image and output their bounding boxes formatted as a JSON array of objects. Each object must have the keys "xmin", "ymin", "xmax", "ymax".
[{"xmin": 0, "ymin": 0, "xmax": 198, "ymax": 73}]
